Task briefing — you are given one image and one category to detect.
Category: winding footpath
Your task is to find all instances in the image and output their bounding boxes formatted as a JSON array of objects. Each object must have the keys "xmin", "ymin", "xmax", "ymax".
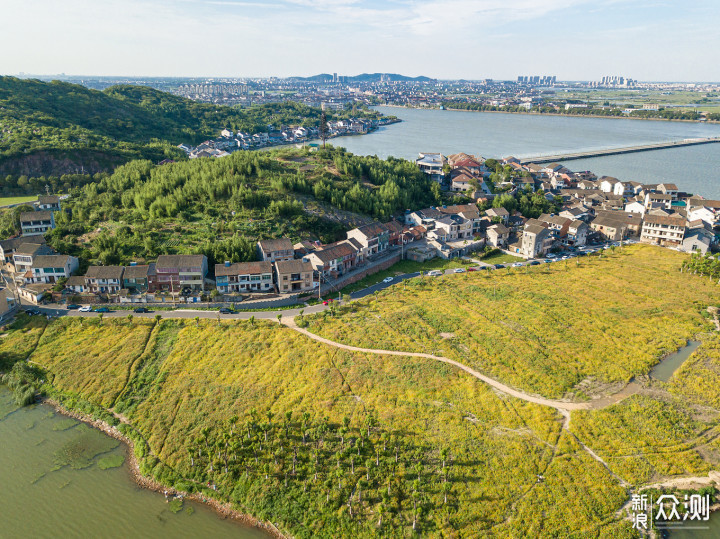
[{"xmin": 282, "ymin": 315, "xmax": 593, "ymax": 412}]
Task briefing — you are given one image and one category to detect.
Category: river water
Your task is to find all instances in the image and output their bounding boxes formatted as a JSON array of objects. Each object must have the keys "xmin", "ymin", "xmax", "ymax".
[
  {"xmin": 331, "ymin": 106, "xmax": 720, "ymax": 199},
  {"xmin": 0, "ymin": 387, "xmax": 264, "ymax": 539}
]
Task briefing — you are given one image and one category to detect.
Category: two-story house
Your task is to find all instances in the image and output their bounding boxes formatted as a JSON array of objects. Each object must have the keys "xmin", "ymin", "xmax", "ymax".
[
  {"xmin": 274, "ymin": 259, "xmax": 314, "ymax": 293},
  {"xmin": 215, "ymin": 261, "xmax": 274, "ymax": 293},
  {"xmin": 640, "ymin": 214, "xmax": 687, "ymax": 248},
  {"xmin": 37, "ymin": 195, "xmax": 61, "ymax": 211},
  {"xmin": 20, "ymin": 211, "xmax": 55, "ymax": 236},
  {"xmin": 346, "ymin": 222, "xmax": 390, "ymax": 258},
  {"xmin": 307, "ymin": 242, "xmax": 359, "ymax": 279},
  {"xmin": 85, "ymin": 266, "xmax": 125, "ymax": 294},
  {"xmin": 123, "ymin": 263, "xmax": 156, "ymax": 294},
  {"xmin": 0, "ymin": 235, "xmax": 47, "ymax": 265},
  {"xmin": 155, "ymin": 255, "xmax": 208, "ymax": 292},
  {"xmin": 257, "ymin": 238, "xmax": 294, "ymax": 262},
  {"xmin": 12, "ymin": 243, "xmax": 55, "ymax": 275},
  {"xmin": 29, "ymin": 254, "xmax": 79, "ymax": 284}
]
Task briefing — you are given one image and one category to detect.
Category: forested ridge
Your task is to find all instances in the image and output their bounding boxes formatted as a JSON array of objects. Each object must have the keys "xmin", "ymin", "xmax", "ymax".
[
  {"xmin": 0, "ymin": 77, "xmax": 388, "ymax": 177},
  {"xmin": 2, "ymin": 146, "xmax": 440, "ymax": 268}
]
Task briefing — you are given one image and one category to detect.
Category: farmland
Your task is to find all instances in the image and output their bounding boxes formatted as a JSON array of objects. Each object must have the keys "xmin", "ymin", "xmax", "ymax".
[
  {"xmin": 305, "ymin": 245, "xmax": 719, "ymax": 399},
  {"xmin": 2, "ymin": 243, "xmax": 720, "ymax": 536},
  {"xmin": 2, "ymin": 316, "xmax": 641, "ymax": 537}
]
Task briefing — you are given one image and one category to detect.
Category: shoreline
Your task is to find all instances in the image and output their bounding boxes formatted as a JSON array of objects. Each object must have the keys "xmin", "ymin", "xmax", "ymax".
[
  {"xmin": 379, "ymin": 103, "xmax": 720, "ymax": 124},
  {"xmin": 43, "ymin": 397, "xmax": 285, "ymax": 539}
]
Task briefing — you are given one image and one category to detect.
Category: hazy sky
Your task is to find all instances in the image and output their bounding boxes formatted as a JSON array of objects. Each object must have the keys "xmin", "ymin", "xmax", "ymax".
[{"xmin": 2, "ymin": 0, "xmax": 718, "ymax": 81}]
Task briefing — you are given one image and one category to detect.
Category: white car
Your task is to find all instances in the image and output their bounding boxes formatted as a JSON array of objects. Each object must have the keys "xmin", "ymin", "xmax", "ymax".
[
  {"xmin": 427, "ymin": 270, "xmax": 443, "ymax": 277},
  {"xmin": 453, "ymin": 268, "xmax": 466, "ymax": 273},
  {"xmin": 78, "ymin": 306, "xmax": 91, "ymax": 312},
  {"xmin": 546, "ymin": 253, "xmax": 557, "ymax": 258},
  {"xmin": 382, "ymin": 277, "xmax": 394, "ymax": 283},
  {"xmin": 512, "ymin": 262, "xmax": 523, "ymax": 267}
]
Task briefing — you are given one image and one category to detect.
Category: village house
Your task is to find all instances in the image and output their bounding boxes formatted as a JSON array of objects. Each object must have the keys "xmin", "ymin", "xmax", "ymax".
[
  {"xmin": 64, "ymin": 275, "xmax": 86, "ymax": 294},
  {"xmin": 0, "ymin": 235, "xmax": 47, "ymax": 265},
  {"xmin": 155, "ymin": 254, "xmax": 208, "ymax": 293},
  {"xmin": 85, "ymin": 266, "xmax": 125, "ymax": 294},
  {"xmin": 486, "ymin": 223, "xmax": 510, "ymax": 247},
  {"xmin": 431, "ymin": 215, "xmax": 473, "ymax": 241},
  {"xmin": 306, "ymin": 242, "xmax": 359, "ymax": 279},
  {"xmin": 37, "ymin": 195, "xmax": 61, "ymax": 212},
  {"xmin": 20, "ymin": 210, "xmax": 55, "ymax": 236},
  {"xmin": 122, "ymin": 263, "xmax": 156, "ymax": 294},
  {"xmin": 346, "ymin": 222, "xmax": 390, "ymax": 258},
  {"xmin": 450, "ymin": 173, "xmax": 474, "ymax": 192},
  {"xmin": 640, "ymin": 214, "xmax": 687, "ymax": 248},
  {"xmin": 567, "ymin": 220, "xmax": 589, "ymax": 247},
  {"xmin": 274, "ymin": 259, "xmax": 314, "ymax": 293},
  {"xmin": 519, "ymin": 220, "xmax": 552, "ymax": 258},
  {"xmin": 439, "ymin": 204, "xmax": 484, "ymax": 235},
  {"xmin": 657, "ymin": 183, "xmax": 680, "ymax": 200},
  {"xmin": 687, "ymin": 197, "xmax": 720, "ymax": 229},
  {"xmin": 589, "ymin": 213, "xmax": 632, "ymax": 241},
  {"xmin": 485, "ymin": 207, "xmax": 510, "ymax": 224},
  {"xmin": 28, "ymin": 254, "xmax": 79, "ymax": 284},
  {"xmin": 624, "ymin": 200, "xmax": 647, "ymax": 217},
  {"xmin": 11, "ymin": 243, "xmax": 55, "ymax": 274},
  {"xmin": 215, "ymin": 261, "xmax": 274, "ymax": 293},
  {"xmin": 599, "ymin": 177, "xmax": 621, "ymax": 194},
  {"xmin": 257, "ymin": 238, "xmax": 294, "ymax": 262},
  {"xmin": 415, "ymin": 153, "xmax": 446, "ymax": 183},
  {"xmin": 0, "ymin": 288, "xmax": 18, "ymax": 324},
  {"xmin": 681, "ymin": 221, "xmax": 714, "ymax": 254},
  {"xmin": 644, "ymin": 192, "xmax": 672, "ymax": 210}
]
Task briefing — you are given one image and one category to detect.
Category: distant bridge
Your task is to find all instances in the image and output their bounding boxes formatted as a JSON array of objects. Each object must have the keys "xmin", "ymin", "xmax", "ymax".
[{"xmin": 518, "ymin": 137, "xmax": 720, "ymax": 165}]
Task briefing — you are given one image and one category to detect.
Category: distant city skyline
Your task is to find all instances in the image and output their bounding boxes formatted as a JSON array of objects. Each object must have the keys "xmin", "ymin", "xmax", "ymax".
[{"xmin": 2, "ymin": 0, "xmax": 719, "ymax": 81}]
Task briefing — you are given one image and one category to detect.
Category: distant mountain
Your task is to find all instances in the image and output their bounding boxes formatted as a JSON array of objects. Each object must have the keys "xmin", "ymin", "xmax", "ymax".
[{"xmin": 294, "ymin": 73, "xmax": 434, "ymax": 83}]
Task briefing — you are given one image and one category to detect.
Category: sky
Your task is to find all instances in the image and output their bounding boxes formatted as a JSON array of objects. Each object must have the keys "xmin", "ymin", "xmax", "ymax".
[{"xmin": 1, "ymin": 0, "xmax": 719, "ymax": 81}]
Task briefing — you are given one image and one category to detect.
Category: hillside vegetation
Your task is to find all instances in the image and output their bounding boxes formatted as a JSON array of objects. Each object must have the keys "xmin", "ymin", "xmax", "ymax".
[
  {"xmin": 17, "ymin": 316, "xmax": 637, "ymax": 537},
  {"xmin": 0, "ymin": 77, "xmax": 388, "ymax": 178},
  {"xmin": 305, "ymin": 245, "xmax": 719, "ymax": 398},
  {"xmin": 31, "ymin": 146, "xmax": 440, "ymax": 268}
]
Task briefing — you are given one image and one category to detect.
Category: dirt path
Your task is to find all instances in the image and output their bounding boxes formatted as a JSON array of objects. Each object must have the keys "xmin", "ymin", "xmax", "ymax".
[{"xmin": 282, "ymin": 316, "xmax": 592, "ymax": 413}]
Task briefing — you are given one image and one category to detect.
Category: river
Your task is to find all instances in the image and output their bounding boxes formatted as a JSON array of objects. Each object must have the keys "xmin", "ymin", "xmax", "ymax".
[
  {"xmin": 331, "ymin": 106, "xmax": 720, "ymax": 199},
  {"xmin": 0, "ymin": 387, "xmax": 264, "ymax": 538}
]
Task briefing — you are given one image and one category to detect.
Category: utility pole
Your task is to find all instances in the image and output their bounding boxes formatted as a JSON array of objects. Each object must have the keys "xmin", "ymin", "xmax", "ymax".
[{"xmin": 319, "ymin": 107, "xmax": 328, "ymax": 149}]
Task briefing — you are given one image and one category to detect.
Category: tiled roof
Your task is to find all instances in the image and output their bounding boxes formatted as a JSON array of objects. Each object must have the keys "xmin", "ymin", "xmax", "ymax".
[
  {"xmin": 215, "ymin": 261, "xmax": 272, "ymax": 277},
  {"xmin": 86, "ymin": 265, "xmax": 124, "ymax": 280},
  {"xmin": 257, "ymin": 238, "xmax": 293, "ymax": 252},
  {"xmin": 275, "ymin": 259, "xmax": 313, "ymax": 274},
  {"xmin": 156, "ymin": 255, "xmax": 206, "ymax": 268}
]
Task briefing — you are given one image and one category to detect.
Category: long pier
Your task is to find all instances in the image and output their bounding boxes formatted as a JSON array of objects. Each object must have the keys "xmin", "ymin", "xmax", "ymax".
[{"xmin": 518, "ymin": 137, "xmax": 720, "ymax": 165}]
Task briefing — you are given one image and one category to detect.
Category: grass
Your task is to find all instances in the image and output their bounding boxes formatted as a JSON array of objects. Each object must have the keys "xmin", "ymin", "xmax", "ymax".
[
  {"xmin": 8, "ymin": 245, "xmax": 720, "ymax": 537},
  {"xmin": 16, "ymin": 316, "xmax": 638, "ymax": 537},
  {"xmin": 338, "ymin": 257, "xmax": 471, "ymax": 294},
  {"xmin": 479, "ymin": 251, "xmax": 524, "ymax": 264},
  {"xmin": 306, "ymin": 245, "xmax": 720, "ymax": 398},
  {"xmin": 0, "ymin": 195, "xmax": 37, "ymax": 207}
]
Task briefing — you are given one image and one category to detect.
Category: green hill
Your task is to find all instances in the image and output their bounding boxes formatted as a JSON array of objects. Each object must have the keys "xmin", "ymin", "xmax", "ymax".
[{"xmin": 0, "ymin": 77, "xmax": 385, "ymax": 178}]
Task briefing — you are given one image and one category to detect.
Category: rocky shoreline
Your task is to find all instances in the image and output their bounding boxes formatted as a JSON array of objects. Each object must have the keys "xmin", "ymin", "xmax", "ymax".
[{"xmin": 43, "ymin": 397, "xmax": 286, "ymax": 539}]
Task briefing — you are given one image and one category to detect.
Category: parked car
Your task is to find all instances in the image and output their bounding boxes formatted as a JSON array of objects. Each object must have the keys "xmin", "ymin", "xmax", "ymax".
[
  {"xmin": 530, "ymin": 261, "xmax": 540, "ymax": 266},
  {"xmin": 454, "ymin": 268, "xmax": 466, "ymax": 273},
  {"xmin": 546, "ymin": 253, "xmax": 557, "ymax": 258},
  {"xmin": 494, "ymin": 264, "xmax": 505, "ymax": 269},
  {"xmin": 24, "ymin": 308, "xmax": 41, "ymax": 316},
  {"xmin": 93, "ymin": 307, "xmax": 111, "ymax": 313},
  {"xmin": 382, "ymin": 277, "xmax": 394, "ymax": 283},
  {"xmin": 219, "ymin": 307, "xmax": 236, "ymax": 314},
  {"xmin": 512, "ymin": 262, "xmax": 523, "ymax": 268},
  {"xmin": 78, "ymin": 306, "xmax": 92, "ymax": 312},
  {"xmin": 467, "ymin": 266, "xmax": 482, "ymax": 272},
  {"xmin": 427, "ymin": 270, "xmax": 443, "ymax": 276},
  {"xmin": 66, "ymin": 304, "xmax": 80, "ymax": 310},
  {"xmin": 133, "ymin": 307, "xmax": 149, "ymax": 313}
]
